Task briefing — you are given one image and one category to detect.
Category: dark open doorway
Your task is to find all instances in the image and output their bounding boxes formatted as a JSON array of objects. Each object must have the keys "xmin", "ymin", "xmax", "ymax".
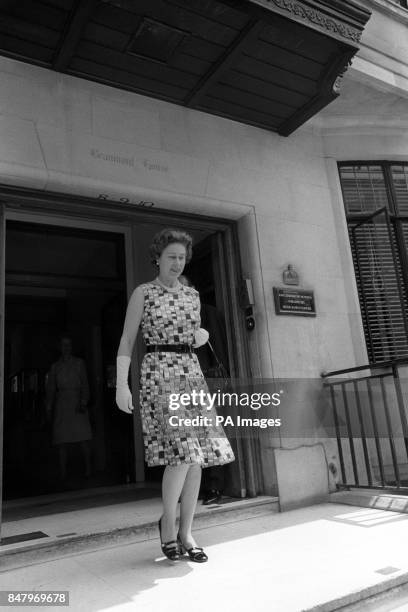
[{"xmin": 3, "ymin": 220, "xmax": 134, "ymax": 499}]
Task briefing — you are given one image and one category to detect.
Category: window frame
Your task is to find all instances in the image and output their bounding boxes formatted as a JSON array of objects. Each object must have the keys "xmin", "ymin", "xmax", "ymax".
[{"xmin": 338, "ymin": 161, "xmax": 408, "ymax": 363}]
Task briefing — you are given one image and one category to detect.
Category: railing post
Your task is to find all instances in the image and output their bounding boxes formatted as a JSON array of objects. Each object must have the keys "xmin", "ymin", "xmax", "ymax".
[
  {"xmin": 366, "ymin": 378, "xmax": 385, "ymax": 487},
  {"xmin": 380, "ymin": 376, "xmax": 401, "ymax": 487},
  {"xmin": 341, "ymin": 382, "xmax": 359, "ymax": 486},
  {"xmin": 392, "ymin": 363, "xmax": 408, "ymax": 464},
  {"xmin": 330, "ymin": 384, "xmax": 346, "ymax": 485},
  {"xmin": 353, "ymin": 380, "xmax": 372, "ymax": 486}
]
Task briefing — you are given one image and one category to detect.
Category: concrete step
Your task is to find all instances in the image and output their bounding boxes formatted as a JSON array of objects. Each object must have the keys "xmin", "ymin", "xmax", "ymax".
[
  {"xmin": 0, "ymin": 495, "xmax": 279, "ymax": 572},
  {"xmin": 324, "ymin": 580, "xmax": 408, "ymax": 612},
  {"xmin": 303, "ymin": 572, "xmax": 408, "ymax": 612},
  {"xmin": 328, "ymin": 488, "xmax": 408, "ymax": 514},
  {"xmin": 308, "ymin": 491, "xmax": 408, "ymax": 611}
]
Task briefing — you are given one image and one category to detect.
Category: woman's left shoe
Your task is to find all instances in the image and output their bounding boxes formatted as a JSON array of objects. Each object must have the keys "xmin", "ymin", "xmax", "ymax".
[{"xmin": 177, "ymin": 533, "xmax": 208, "ymax": 563}]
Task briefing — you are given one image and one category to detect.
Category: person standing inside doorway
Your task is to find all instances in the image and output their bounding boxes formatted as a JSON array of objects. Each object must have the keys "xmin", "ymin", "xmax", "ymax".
[
  {"xmin": 115, "ymin": 228, "xmax": 235, "ymax": 562},
  {"xmin": 46, "ymin": 335, "xmax": 93, "ymax": 480}
]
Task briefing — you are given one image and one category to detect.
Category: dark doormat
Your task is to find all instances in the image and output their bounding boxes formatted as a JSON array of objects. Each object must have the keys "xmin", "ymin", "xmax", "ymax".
[{"xmin": 1, "ymin": 531, "xmax": 49, "ymax": 546}]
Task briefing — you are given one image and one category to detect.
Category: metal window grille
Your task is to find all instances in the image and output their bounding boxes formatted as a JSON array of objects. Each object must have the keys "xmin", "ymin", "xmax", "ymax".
[{"xmin": 339, "ymin": 163, "xmax": 408, "ymax": 363}]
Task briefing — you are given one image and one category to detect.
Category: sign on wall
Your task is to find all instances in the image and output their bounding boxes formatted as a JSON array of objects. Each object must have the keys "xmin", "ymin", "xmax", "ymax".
[{"xmin": 273, "ymin": 287, "xmax": 316, "ymax": 317}]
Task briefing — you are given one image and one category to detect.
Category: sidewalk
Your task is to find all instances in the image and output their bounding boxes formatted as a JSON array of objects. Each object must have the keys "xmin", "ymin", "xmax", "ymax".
[{"xmin": 2, "ymin": 501, "xmax": 408, "ymax": 612}]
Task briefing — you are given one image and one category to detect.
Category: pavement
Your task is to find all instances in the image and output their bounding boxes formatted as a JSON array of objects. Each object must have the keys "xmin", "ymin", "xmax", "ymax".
[{"xmin": 3, "ymin": 501, "xmax": 408, "ymax": 612}]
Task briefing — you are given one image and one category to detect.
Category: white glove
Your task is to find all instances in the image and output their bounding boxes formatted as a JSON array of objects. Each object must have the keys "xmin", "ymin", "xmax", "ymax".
[
  {"xmin": 116, "ymin": 355, "xmax": 134, "ymax": 414},
  {"xmin": 193, "ymin": 328, "xmax": 209, "ymax": 348}
]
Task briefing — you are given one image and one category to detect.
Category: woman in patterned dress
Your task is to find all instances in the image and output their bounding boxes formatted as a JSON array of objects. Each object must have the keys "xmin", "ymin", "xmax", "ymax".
[{"xmin": 115, "ymin": 228, "xmax": 235, "ymax": 562}]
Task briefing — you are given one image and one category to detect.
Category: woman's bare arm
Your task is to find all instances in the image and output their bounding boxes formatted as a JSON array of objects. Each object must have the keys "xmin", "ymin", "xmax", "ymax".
[{"xmin": 117, "ymin": 285, "xmax": 145, "ymax": 357}]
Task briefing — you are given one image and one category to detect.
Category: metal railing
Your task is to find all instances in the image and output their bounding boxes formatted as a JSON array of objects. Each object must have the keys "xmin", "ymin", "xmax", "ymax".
[{"xmin": 322, "ymin": 358, "xmax": 408, "ymax": 492}]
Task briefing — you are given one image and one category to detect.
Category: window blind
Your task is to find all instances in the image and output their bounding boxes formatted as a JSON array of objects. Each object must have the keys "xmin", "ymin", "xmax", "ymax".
[{"xmin": 339, "ymin": 164, "xmax": 408, "ymax": 363}]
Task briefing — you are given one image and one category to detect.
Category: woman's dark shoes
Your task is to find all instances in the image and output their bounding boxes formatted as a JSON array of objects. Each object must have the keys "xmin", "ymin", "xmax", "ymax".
[
  {"xmin": 158, "ymin": 517, "xmax": 180, "ymax": 561},
  {"xmin": 177, "ymin": 533, "xmax": 208, "ymax": 563}
]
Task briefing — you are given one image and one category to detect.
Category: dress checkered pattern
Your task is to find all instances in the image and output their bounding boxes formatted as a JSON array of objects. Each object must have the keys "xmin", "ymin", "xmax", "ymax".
[{"xmin": 139, "ymin": 282, "xmax": 236, "ymax": 467}]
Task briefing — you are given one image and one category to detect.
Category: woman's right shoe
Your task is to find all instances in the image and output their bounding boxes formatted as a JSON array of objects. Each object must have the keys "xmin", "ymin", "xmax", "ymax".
[
  {"xmin": 158, "ymin": 517, "xmax": 181, "ymax": 561},
  {"xmin": 177, "ymin": 533, "xmax": 208, "ymax": 563}
]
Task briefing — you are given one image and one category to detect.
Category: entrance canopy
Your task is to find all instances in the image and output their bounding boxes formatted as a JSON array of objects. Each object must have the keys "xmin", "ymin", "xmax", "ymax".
[{"xmin": 0, "ymin": 0, "xmax": 370, "ymax": 135}]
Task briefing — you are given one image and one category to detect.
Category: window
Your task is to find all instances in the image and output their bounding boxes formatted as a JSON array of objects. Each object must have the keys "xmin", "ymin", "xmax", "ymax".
[{"xmin": 339, "ymin": 163, "xmax": 408, "ymax": 363}]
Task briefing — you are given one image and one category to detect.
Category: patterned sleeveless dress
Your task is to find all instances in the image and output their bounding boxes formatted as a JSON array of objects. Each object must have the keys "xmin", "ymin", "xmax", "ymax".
[{"xmin": 139, "ymin": 281, "xmax": 236, "ymax": 468}]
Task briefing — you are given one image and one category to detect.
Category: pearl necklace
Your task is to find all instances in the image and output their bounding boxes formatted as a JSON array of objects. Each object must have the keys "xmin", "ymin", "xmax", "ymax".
[{"xmin": 155, "ymin": 277, "xmax": 182, "ymax": 292}]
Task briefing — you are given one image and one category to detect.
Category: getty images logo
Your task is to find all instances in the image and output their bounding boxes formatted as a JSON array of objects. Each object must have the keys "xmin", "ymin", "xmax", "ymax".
[{"xmin": 168, "ymin": 389, "xmax": 283, "ymax": 411}]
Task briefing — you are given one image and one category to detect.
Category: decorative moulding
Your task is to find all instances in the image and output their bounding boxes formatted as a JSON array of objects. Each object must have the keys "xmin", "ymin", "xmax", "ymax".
[{"xmin": 249, "ymin": 0, "xmax": 371, "ymax": 44}]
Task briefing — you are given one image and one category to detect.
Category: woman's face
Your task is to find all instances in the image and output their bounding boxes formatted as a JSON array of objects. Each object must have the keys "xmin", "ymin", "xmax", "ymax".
[{"xmin": 158, "ymin": 242, "xmax": 187, "ymax": 279}]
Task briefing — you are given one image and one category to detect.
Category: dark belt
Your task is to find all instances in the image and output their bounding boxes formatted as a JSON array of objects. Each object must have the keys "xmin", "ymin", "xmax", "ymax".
[{"xmin": 146, "ymin": 344, "xmax": 194, "ymax": 354}]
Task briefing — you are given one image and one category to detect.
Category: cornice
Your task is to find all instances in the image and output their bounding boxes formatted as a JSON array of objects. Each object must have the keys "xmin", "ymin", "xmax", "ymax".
[
  {"xmin": 250, "ymin": 0, "xmax": 370, "ymax": 43},
  {"xmin": 358, "ymin": 0, "xmax": 408, "ymax": 23}
]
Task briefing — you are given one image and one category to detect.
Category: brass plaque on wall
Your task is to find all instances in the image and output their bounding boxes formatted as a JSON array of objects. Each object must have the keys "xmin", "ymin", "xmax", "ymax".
[{"xmin": 273, "ymin": 287, "xmax": 316, "ymax": 317}]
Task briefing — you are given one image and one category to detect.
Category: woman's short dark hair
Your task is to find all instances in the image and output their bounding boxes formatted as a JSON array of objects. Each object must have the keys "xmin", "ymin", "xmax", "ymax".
[{"xmin": 149, "ymin": 228, "xmax": 193, "ymax": 265}]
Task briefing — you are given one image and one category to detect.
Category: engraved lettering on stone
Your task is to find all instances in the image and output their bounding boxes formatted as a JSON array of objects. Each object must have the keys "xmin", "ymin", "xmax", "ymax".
[
  {"xmin": 90, "ymin": 148, "xmax": 135, "ymax": 167},
  {"xmin": 90, "ymin": 149, "xmax": 169, "ymax": 173},
  {"xmin": 143, "ymin": 159, "xmax": 169, "ymax": 173}
]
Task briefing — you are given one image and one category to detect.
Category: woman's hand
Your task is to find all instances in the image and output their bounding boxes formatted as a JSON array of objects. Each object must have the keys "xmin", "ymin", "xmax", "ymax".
[
  {"xmin": 116, "ymin": 285, "xmax": 144, "ymax": 415},
  {"xmin": 116, "ymin": 384, "xmax": 134, "ymax": 414},
  {"xmin": 193, "ymin": 328, "xmax": 209, "ymax": 348},
  {"xmin": 116, "ymin": 355, "xmax": 134, "ymax": 414}
]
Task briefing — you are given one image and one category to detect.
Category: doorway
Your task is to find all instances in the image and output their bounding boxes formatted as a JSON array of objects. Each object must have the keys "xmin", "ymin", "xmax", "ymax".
[
  {"xmin": 0, "ymin": 192, "xmax": 256, "ymax": 528},
  {"xmin": 3, "ymin": 220, "xmax": 134, "ymax": 499}
]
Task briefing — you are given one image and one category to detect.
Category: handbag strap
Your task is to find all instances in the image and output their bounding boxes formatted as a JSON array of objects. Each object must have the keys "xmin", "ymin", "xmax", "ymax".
[
  {"xmin": 207, "ymin": 340, "xmax": 221, "ymax": 366},
  {"xmin": 207, "ymin": 340, "xmax": 228, "ymax": 376}
]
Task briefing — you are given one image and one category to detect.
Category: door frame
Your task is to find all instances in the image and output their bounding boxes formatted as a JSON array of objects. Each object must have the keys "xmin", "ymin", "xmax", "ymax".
[
  {"xmin": 0, "ymin": 184, "xmax": 254, "ymax": 517},
  {"xmin": 0, "ymin": 203, "xmax": 5, "ymax": 531}
]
